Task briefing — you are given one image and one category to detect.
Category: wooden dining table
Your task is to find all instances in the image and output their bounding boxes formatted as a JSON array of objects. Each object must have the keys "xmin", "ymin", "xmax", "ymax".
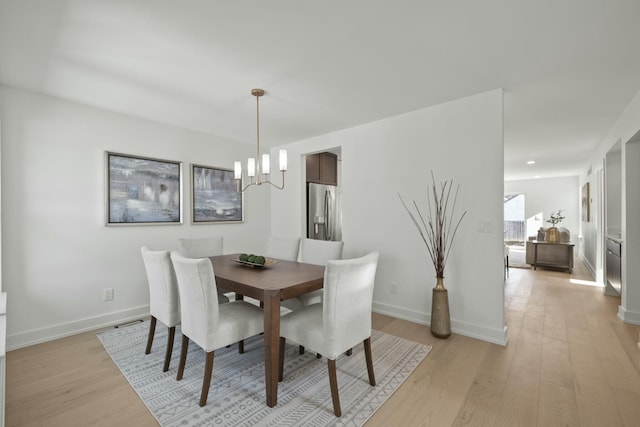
[{"xmin": 210, "ymin": 253, "xmax": 325, "ymax": 407}]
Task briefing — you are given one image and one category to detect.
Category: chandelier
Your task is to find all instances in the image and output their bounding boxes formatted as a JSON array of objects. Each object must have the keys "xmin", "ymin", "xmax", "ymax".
[{"xmin": 234, "ymin": 88, "xmax": 287, "ymax": 192}]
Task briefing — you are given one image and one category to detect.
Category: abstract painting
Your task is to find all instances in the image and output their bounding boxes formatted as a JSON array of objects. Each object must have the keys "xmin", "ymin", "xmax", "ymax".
[
  {"xmin": 582, "ymin": 182, "xmax": 590, "ymax": 222},
  {"xmin": 191, "ymin": 164, "xmax": 243, "ymax": 223},
  {"xmin": 106, "ymin": 152, "xmax": 182, "ymax": 225}
]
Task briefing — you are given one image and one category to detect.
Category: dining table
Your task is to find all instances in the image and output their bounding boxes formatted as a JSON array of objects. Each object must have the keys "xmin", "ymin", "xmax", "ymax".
[{"xmin": 210, "ymin": 253, "xmax": 325, "ymax": 407}]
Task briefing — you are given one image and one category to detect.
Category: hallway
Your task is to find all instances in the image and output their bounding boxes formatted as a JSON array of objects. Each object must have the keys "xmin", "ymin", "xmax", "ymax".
[
  {"xmin": 501, "ymin": 257, "xmax": 640, "ymax": 425},
  {"xmin": 367, "ymin": 255, "xmax": 640, "ymax": 425}
]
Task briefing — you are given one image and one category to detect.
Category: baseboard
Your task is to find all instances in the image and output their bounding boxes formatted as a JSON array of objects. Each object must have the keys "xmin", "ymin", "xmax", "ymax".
[
  {"xmin": 6, "ymin": 305, "xmax": 150, "ymax": 351},
  {"xmin": 618, "ymin": 305, "xmax": 640, "ymax": 325},
  {"xmin": 372, "ymin": 301, "xmax": 429, "ymax": 326},
  {"xmin": 451, "ymin": 319, "xmax": 509, "ymax": 346},
  {"xmin": 579, "ymin": 252, "xmax": 596, "ymax": 280},
  {"xmin": 372, "ymin": 301, "xmax": 509, "ymax": 346},
  {"xmin": 12, "ymin": 301, "xmax": 510, "ymax": 351}
]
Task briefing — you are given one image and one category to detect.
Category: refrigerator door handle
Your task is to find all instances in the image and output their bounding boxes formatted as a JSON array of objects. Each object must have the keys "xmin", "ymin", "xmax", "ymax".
[{"xmin": 325, "ymin": 190, "xmax": 331, "ymax": 241}]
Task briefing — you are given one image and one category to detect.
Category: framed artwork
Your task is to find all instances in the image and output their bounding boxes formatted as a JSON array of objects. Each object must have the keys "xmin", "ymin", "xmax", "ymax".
[
  {"xmin": 191, "ymin": 164, "xmax": 243, "ymax": 223},
  {"xmin": 106, "ymin": 152, "xmax": 182, "ymax": 225},
  {"xmin": 582, "ymin": 182, "xmax": 590, "ymax": 222}
]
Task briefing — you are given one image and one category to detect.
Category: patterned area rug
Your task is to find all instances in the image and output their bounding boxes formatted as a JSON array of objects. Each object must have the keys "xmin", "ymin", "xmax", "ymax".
[{"xmin": 97, "ymin": 320, "xmax": 431, "ymax": 426}]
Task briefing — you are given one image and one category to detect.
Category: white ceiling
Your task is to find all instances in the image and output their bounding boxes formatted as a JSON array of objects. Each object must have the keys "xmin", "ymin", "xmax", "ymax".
[{"xmin": 1, "ymin": 0, "xmax": 639, "ymax": 181}]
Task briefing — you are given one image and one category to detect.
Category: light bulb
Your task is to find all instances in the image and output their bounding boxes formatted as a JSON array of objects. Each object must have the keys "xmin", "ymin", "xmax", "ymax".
[
  {"xmin": 279, "ymin": 149, "xmax": 288, "ymax": 171},
  {"xmin": 247, "ymin": 158, "xmax": 256, "ymax": 177}
]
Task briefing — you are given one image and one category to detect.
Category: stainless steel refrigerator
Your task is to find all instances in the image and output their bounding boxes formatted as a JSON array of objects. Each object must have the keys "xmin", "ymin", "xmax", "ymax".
[{"xmin": 307, "ymin": 183, "xmax": 342, "ymax": 241}]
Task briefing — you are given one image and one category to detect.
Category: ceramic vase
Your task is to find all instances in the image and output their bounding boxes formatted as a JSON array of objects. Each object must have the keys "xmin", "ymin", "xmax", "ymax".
[
  {"xmin": 430, "ymin": 277, "xmax": 451, "ymax": 338},
  {"xmin": 546, "ymin": 226, "xmax": 560, "ymax": 243}
]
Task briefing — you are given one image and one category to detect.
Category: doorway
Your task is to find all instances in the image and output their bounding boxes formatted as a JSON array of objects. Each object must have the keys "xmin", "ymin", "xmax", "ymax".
[
  {"xmin": 304, "ymin": 149, "xmax": 342, "ymax": 241},
  {"xmin": 504, "ymin": 193, "xmax": 527, "ymax": 267},
  {"xmin": 504, "ymin": 194, "xmax": 525, "ymax": 245}
]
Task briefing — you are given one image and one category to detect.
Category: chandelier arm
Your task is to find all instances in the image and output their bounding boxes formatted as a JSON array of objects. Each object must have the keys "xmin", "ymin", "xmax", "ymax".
[
  {"xmin": 263, "ymin": 172, "xmax": 285, "ymax": 190},
  {"xmin": 239, "ymin": 181, "xmax": 257, "ymax": 193}
]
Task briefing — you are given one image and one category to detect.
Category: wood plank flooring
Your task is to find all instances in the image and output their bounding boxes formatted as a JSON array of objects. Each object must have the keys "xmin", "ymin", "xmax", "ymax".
[{"xmin": 6, "ymin": 259, "xmax": 640, "ymax": 426}]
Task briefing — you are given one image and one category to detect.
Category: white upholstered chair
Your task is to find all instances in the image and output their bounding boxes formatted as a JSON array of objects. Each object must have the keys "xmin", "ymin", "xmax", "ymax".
[
  {"xmin": 170, "ymin": 252, "xmax": 264, "ymax": 407},
  {"xmin": 265, "ymin": 236, "xmax": 300, "ymax": 262},
  {"xmin": 284, "ymin": 238, "xmax": 344, "ymax": 355},
  {"xmin": 281, "ymin": 238, "xmax": 344, "ymax": 311},
  {"xmin": 178, "ymin": 236, "xmax": 223, "ymax": 258},
  {"xmin": 298, "ymin": 238, "xmax": 345, "ymax": 266},
  {"xmin": 177, "ymin": 236, "xmax": 230, "ymax": 303},
  {"xmin": 278, "ymin": 251, "xmax": 380, "ymax": 417},
  {"xmin": 140, "ymin": 246, "xmax": 180, "ymax": 372}
]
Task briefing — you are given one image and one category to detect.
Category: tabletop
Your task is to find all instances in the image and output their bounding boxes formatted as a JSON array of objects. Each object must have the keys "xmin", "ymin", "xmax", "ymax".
[{"xmin": 211, "ymin": 254, "xmax": 325, "ymax": 301}]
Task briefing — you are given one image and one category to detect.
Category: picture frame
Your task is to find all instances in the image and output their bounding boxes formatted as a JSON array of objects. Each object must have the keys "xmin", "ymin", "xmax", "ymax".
[
  {"xmin": 106, "ymin": 152, "xmax": 182, "ymax": 225},
  {"xmin": 191, "ymin": 164, "xmax": 243, "ymax": 223},
  {"xmin": 582, "ymin": 182, "xmax": 590, "ymax": 222}
]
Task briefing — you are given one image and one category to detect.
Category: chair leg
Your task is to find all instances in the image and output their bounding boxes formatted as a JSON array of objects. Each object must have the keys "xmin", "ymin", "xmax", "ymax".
[
  {"xmin": 364, "ymin": 338, "xmax": 376, "ymax": 386},
  {"xmin": 177, "ymin": 335, "xmax": 189, "ymax": 381},
  {"xmin": 327, "ymin": 359, "xmax": 342, "ymax": 417},
  {"xmin": 299, "ymin": 345, "xmax": 305, "ymax": 355},
  {"xmin": 278, "ymin": 337, "xmax": 286, "ymax": 382},
  {"xmin": 506, "ymin": 255, "xmax": 509, "ymax": 278},
  {"xmin": 145, "ymin": 316, "xmax": 157, "ymax": 354},
  {"xmin": 199, "ymin": 351, "xmax": 215, "ymax": 407},
  {"xmin": 238, "ymin": 340, "xmax": 244, "ymax": 354},
  {"xmin": 163, "ymin": 326, "xmax": 176, "ymax": 372}
]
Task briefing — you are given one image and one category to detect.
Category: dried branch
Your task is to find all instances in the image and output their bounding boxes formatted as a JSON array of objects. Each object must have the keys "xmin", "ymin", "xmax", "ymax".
[{"xmin": 398, "ymin": 173, "xmax": 467, "ymax": 278}]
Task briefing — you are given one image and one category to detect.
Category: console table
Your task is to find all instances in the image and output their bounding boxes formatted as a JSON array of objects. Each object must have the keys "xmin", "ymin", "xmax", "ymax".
[{"xmin": 531, "ymin": 240, "xmax": 575, "ymax": 273}]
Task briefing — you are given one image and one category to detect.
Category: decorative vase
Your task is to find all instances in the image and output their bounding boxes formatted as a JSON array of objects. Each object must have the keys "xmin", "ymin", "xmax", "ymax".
[
  {"xmin": 546, "ymin": 226, "xmax": 560, "ymax": 243},
  {"xmin": 430, "ymin": 277, "xmax": 451, "ymax": 339}
]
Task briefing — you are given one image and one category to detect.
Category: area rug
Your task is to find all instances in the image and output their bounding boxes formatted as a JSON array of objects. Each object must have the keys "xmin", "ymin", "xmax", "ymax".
[
  {"xmin": 97, "ymin": 320, "xmax": 431, "ymax": 426},
  {"xmin": 507, "ymin": 246, "xmax": 530, "ymax": 269}
]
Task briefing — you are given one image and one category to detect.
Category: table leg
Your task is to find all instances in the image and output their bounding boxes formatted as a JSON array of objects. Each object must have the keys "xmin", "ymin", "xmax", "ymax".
[{"xmin": 263, "ymin": 288, "xmax": 281, "ymax": 407}]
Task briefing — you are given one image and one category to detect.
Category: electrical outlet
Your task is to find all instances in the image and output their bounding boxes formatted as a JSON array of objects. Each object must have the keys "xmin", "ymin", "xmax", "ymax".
[
  {"xmin": 390, "ymin": 282, "xmax": 398, "ymax": 294},
  {"xmin": 103, "ymin": 288, "xmax": 114, "ymax": 302}
]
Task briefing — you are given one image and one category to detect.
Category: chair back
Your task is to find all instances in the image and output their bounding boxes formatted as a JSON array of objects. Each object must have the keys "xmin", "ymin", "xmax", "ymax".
[
  {"xmin": 141, "ymin": 246, "xmax": 180, "ymax": 327},
  {"xmin": 298, "ymin": 238, "xmax": 344, "ymax": 266},
  {"xmin": 178, "ymin": 236, "xmax": 224, "ymax": 258},
  {"xmin": 170, "ymin": 252, "xmax": 220, "ymax": 347},
  {"xmin": 323, "ymin": 251, "xmax": 379, "ymax": 348},
  {"xmin": 266, "ymin": 236, "xmax": 300, "ymax": 261}
]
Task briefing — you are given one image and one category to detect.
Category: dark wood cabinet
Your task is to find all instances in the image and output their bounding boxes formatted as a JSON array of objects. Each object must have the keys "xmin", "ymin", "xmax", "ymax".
[{"xmin": 306, "ymin": 152, "xmax": 337, "ymax": 185}]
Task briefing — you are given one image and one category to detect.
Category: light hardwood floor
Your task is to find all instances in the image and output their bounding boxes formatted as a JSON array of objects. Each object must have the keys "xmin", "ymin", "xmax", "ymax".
[{"xmin": 6, "ymin": 259, "xmax": 640, "ymax": 426}]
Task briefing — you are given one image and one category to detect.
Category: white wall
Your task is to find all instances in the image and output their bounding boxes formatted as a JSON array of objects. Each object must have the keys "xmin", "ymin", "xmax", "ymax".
[
  {"xmin": 1, "ymin": 86, "xmax": 509, "ymax": 349},
  {"xmin": 584, "ymin": 87, "xmax": 640, "ymax": 325},
  {"xmin": 504, "ymin": 177, "xmax": 579, "ymax": 236},
  {"xmin": 271, "ymin": 89, "xmax": 507, "ymax": 345},
  {"xmin": 623, "ymin": 136, "xmax": 640, "ymax": 324},
  {"xmin": 504, "ymin": 176, "xmax": 580, "ymax": 263},
  {"xmin": 0, "ymin": 86, "xmax": 270, "ymax": 349},
  {"xmin": 605, "ymin": 147, "xmax": 622, "ymax": 234}
]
